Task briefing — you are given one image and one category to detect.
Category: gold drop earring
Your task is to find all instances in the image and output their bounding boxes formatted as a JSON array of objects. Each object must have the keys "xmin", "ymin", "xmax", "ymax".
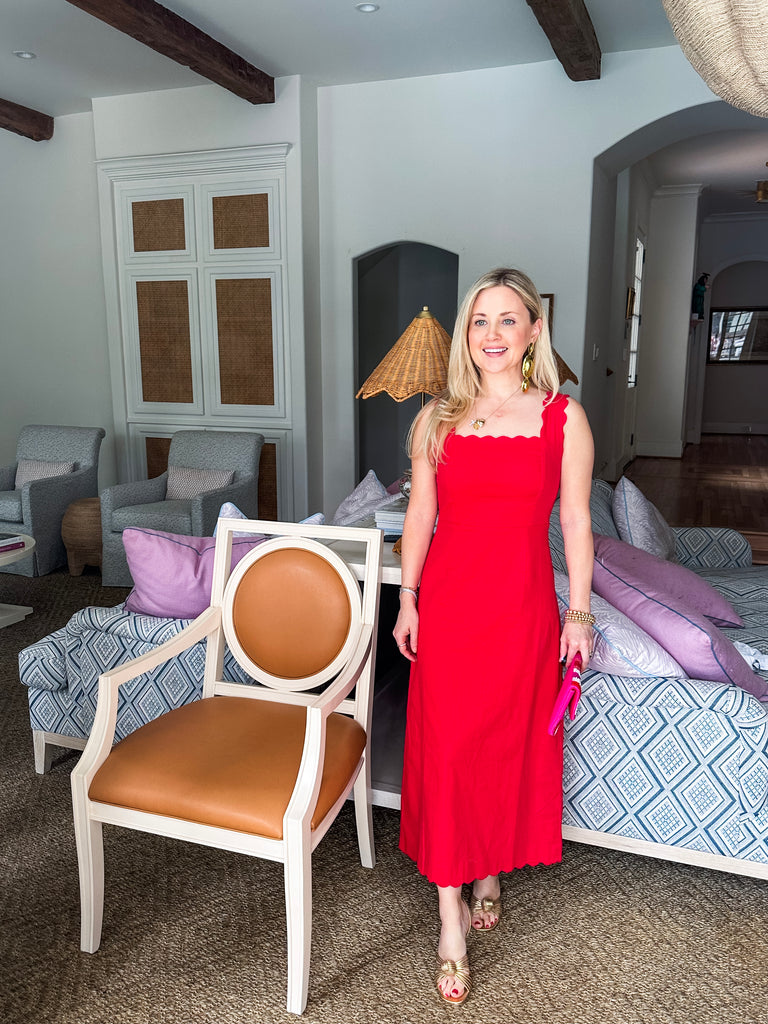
[{"xmin": 521, "ymin": 341, "xmax": 536, "ymax": 392}]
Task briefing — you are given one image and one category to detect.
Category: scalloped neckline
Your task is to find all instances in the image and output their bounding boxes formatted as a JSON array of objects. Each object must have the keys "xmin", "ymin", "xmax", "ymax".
[
  {"xmin": 454, "ymin": 401, "xmax": 547, "ymax": 441},
  {"xmin": 452, "ymin": 431, "xmax": 542, "ymax": 440}
]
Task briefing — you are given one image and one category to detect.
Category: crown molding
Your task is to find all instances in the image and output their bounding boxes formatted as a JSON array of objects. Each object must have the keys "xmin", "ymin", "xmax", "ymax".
[
  {"xmin": 653, "ymin": 183, "xmax": 705, "ymax": 198},
  {"xmin": 702, "ymin": 210, "xmax": 768, "ymax": 224}
]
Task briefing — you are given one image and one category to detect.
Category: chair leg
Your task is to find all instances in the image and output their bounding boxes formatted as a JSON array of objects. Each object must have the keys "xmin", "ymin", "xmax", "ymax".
[
  {"xmin": 353, "ymin": 761, "xmax": 376, "ymax": 870},
  {"xmin": 71, "ymin": 777, "xmax": 105, "ymax": 954},
  {"xmin": 283, "ymin": 822, "xmax": 312, "ymax": 1015},
  {"xmin": 32, "ymin": 731, "xmax": 53, "ymax": 774}
]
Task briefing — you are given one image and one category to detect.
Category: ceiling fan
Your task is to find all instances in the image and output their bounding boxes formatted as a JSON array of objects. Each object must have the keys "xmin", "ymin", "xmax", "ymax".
[{"xmin": 734, "ymin": 162, "xmax": 768, "ymax": 202}]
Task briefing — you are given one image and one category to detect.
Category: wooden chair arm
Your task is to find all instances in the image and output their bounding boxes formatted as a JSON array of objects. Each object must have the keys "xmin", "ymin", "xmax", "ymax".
[{"xmin": 308, "ymin": 624, "xmax": 374, "ymax": 715}]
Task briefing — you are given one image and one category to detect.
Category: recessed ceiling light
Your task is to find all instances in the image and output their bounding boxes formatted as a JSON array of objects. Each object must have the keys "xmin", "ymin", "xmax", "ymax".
[
  {"xmin": 12, "ymin": 50, "xmax": 37, "ymax": 60},
  {"xmin": 355, "ymin": 3, "xmax": 380, "ymax": 12}
]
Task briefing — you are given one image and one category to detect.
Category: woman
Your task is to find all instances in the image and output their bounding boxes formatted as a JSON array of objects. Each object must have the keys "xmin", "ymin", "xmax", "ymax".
[{"xmin": 393, "ymin": 268, "xmax": 594, "ymax": 1005}]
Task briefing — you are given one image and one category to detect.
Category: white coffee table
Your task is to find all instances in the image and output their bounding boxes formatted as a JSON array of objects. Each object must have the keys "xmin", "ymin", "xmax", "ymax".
[{"xmin": 0, "ymin": 535, "xmax": 35, "ymax": 627}]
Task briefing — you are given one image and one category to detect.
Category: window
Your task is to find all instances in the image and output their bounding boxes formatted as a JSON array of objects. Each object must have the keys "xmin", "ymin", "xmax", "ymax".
[{"xmin": 626, "ymin": 236, "xmax": 645, "ymax": 388}]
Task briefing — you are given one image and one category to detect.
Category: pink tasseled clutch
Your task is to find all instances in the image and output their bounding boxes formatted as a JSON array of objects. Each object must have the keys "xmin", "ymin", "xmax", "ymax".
[{"xmin": 547, "ymin": 653, "xmax": 583, "ymax": 736}]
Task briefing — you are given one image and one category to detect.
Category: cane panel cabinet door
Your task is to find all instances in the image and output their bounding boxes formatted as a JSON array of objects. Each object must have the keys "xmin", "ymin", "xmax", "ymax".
[{"xmin": 97, "ymin": 145, "xmax": 305, "ymax": 522}]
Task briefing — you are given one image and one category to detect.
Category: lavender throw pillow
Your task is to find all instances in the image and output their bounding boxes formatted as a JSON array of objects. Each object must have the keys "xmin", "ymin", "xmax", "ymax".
[
  {"xmin": 592, "ymin": 537, "xmax": 768, "ymax": 699},
  {"xmin": 124, "ymin": 529, "xmax": 265, "ymax": 619},
  {"xmin": 593, "ymin": 534, "xmax": 742, "ymax": 628}
]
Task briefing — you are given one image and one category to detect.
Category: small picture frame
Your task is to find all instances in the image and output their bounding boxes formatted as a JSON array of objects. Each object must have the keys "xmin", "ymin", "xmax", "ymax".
[
  {"xmin": 625, "ymin": 287, "xmax": 636, "ymax": 320},
  {"xmin": 541, "ymin": 293, "xmax": 554, "ymax": 335}
]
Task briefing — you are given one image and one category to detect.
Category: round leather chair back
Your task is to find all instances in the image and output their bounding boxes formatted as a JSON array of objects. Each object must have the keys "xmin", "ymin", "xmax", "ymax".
[{"xmin": 223, "ymin": 539, "xmax": 361, "ymax": 691}]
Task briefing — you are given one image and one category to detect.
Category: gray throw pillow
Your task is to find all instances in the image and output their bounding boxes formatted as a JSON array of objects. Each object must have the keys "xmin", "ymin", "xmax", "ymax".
[
  {"xmin": 612, "ymin": 476, "xmax": 677, "ymax": 562},
  {"xmin": 15, "ymin": 458, "xmax": 75, "ymax": 489},
  {"xmin": 332, "ymin": 469, "xmax": 400, "ymax": 526},
  {"xmin": 166, "ymin": 465, "xmax": 234, "ymax": 500}
]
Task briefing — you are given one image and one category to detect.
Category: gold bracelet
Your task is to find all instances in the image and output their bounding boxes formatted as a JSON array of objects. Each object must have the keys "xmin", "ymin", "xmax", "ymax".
[{"xmin": 564, "ymin": 608, "xmax": 596, "ymax": 626}]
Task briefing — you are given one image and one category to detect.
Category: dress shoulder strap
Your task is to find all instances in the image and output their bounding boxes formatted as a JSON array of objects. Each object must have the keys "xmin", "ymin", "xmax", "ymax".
[{"xmin": 541, "ymin": 392, "xmax": 569, "ymax": 446}]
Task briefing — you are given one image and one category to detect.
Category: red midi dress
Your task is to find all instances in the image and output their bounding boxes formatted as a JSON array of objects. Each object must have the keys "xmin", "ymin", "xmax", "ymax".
[{"xmin": 399, "ymin": 394, "xmax": 568, "ymax": 887}]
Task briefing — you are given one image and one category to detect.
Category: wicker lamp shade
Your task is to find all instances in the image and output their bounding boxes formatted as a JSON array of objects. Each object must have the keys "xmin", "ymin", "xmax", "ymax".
[
  {"xmin": 356, "ymin": 307, "xmax": 452, "ymax": 402},
  {"xmin": 662, "ymin": 0, "xmax": 768, "ymax": 118}
]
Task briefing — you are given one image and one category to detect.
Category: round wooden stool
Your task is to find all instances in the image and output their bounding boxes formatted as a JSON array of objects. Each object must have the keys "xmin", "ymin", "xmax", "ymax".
[{"xmin": 61, "ymin": 497, "xmax": 102, "ymax": 576}]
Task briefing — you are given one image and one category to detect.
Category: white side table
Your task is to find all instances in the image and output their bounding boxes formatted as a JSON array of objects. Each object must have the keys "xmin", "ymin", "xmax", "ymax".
[
  {"xmin": 0, "ymin": 535, "xmax": 35, "ymax": 628},
  {"xmin": 327, "ymin": 524, "xmax": 404, "ymax": 808},
  {"xmin": 326, "ymin": 514, "xmax": 402, "ymax": 586},
  {"xmin": 327, "ymin": 536, "xmax": 401, "ymax": 585}
]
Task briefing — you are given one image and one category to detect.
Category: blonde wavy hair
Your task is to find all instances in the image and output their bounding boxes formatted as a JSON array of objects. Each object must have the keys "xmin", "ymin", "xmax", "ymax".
[{"xmin": 409, "ymin": 267, "xmax": 560, "ymax": 466}]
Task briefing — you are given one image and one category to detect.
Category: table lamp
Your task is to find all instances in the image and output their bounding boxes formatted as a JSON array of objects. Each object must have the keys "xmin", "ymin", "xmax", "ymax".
[{"xmin": 356, "ymin": 306, "xmax": 451, "ymax": 403}]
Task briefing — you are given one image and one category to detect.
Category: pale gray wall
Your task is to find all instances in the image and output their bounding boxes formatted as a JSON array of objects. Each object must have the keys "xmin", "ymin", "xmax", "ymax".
[
  {"xmin": 581, "ymin": 160, "xmax": 618, "ymax": 478},
  {"xmin": 0, "ymin": 113, "xmax": 116, "ymax": 487},
  {"xmin": 298, "ymin": 78, "xmax": 324, "ymax": 513}
]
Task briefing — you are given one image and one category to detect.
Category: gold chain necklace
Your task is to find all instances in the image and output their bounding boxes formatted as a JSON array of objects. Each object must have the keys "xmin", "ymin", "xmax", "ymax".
[{"xmin": 471, "ymin": 383, "xmax": 524, "ymax": 431}]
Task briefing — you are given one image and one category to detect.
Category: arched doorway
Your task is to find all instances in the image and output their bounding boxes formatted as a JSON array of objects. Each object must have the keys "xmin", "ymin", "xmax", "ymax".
[
  {"xmin": 584, "ymin": 102, "xmax": 768, "ymax": 479},
  {"xmin": 354, "ymin": 241, "xmax": 458, "ymax": 485}
]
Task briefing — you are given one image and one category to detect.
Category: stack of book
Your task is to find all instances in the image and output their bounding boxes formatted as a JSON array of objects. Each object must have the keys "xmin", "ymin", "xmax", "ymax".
[
  {"xmin": 0, "ymin": 533, "xmax": 25, "ymax": 554},
  {"xmin": 374, "ymin": 497, "xmax": 408, "ymax": 537}
]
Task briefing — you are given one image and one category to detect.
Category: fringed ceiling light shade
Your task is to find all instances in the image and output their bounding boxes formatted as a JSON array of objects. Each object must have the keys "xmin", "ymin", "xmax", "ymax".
[
  {"xmin": 662, "ymin": 0, "xmax": 768, "ymax": 118},
  {"xmin": 356, "ymin": 307, "xmax": 452, "ymax": 402}
]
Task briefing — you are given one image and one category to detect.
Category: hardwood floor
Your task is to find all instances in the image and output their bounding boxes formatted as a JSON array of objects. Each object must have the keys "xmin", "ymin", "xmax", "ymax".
[{"xmin": 621, "ymin": 434, "xmax": 768, "ymax": 563}]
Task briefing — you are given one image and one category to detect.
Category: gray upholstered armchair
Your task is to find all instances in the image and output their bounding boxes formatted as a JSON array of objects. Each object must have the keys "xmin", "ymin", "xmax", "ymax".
[
  {"xmin": 100, "ymin": 429, "xmax": 264, "ymax": 586},
  {"xmin": 0, "ymin": 424, "xmax": 106, "ymax": 577}
]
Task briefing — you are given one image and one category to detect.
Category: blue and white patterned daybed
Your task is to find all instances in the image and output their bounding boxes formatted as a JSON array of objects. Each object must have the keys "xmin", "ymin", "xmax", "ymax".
[{"xmin": 549, "ymin": 480, "xmax": 768, "ymax": 879}]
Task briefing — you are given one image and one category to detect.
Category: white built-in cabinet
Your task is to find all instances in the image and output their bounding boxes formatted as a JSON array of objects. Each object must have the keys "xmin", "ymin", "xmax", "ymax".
[{"xmin": 96, "ymin": 145, "xmax": 305, "ymax": 520}]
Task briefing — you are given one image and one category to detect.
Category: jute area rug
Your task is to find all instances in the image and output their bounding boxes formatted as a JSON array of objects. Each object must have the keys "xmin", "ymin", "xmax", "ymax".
[{"xmin": 1, "ymin": 569, "xmax": 768, "ymax": 1024}]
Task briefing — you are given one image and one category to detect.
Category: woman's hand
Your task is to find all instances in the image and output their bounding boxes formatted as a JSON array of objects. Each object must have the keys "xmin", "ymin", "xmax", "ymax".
[
  {"xmin": 394, "ymin": 600, "xmax": 419, "ymax": 662},
  {"xmin": 560, "ymin": 620, "xmax": 594, "ymax": 671}
]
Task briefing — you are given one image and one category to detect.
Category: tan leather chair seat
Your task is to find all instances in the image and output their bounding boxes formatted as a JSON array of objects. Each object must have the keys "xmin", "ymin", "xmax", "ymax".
[{"xmin": 89, "ymin": 697, "xmax": 366, "ymax": 839}]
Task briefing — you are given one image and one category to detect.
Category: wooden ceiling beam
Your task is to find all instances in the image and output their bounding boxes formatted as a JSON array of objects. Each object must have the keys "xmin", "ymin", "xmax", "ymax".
[
  {"xmin": 64, "ymin": 0, "xmax": 274, "ymax": 104},
  {"xmin": 525, "ymin": 0, "xmax": 601, "ymax": 81},
  {"xmin": 0, "ymin": 97, "xmax": 54, "ymax": 141}
]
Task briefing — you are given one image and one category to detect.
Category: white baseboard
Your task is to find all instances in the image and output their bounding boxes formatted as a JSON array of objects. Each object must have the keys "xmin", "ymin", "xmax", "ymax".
[
  {"xmin": 635, "ymin": 440, "xmax": 684, "ymax": 458},
  {"xmin": 371, "ymin": 786, "xmax": 401, "ymax": 810},
  {"xmin": 562, "ymin": 824, "xmax": 768, "ymax": 880},
  {"xmin": 702, "ymin": 423, "xmax": 768, "ymax": 435}
]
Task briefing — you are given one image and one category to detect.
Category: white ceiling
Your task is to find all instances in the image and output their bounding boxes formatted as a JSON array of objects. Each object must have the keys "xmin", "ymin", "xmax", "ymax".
[
  {"xmin": 646, "ymin": 129, "xmax": 768, "ymax": 217},
  {"xmin": 1, "ymin": 0, "xmax": 768, "ymax": 217},
  {"xmin": 0, "ymin": 0, "xmax": 677, "ymax": 116}
]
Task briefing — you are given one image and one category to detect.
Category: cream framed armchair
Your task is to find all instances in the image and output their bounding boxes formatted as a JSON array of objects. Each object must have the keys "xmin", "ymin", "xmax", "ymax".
[{"xmin": 71, "ymin": 519, "xmax": 384, "ymax": 1014}]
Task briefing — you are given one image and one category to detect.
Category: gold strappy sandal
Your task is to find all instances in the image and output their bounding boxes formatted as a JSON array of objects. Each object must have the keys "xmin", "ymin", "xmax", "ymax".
[
  {"xmin": 470, "ymin": 893, "xmax": 502, "ymax": 933},
  {"xmin": 435, "ymin": 953, "xmax": 471, "ymax": 1006}
]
